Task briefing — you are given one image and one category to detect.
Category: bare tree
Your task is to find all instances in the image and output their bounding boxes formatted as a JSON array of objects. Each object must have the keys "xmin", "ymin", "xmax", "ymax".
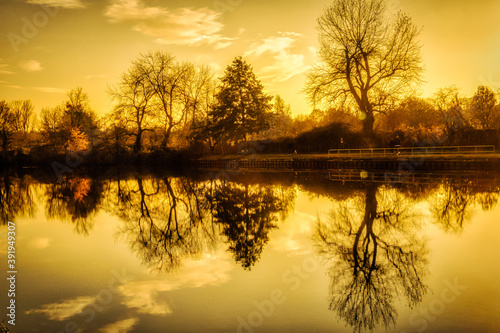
[
  {"xmin": 182, "ymin": 64, "xmax": 215, "ymax": 129},
  {"xmin": 9, "ymin": 100, "xmax": 35, "ymax": 135},
  {"xmin": 40, "ymin": 105, "xmax": 64, "ymax": 136},
  {"xmin": 128, "ymin": 52, "xmax": 216, "ymax": 148},
  {"xmin": 305, "ymin": 0, "xmax": 423, "ymax": 139},
  {"xmin": 108, "ymin": 63, "xmax": 156, "ymax": 153},
  {"xmin": 0, "ymin": 100, "xmax": 15, "ymax": 151},
  {"xmin": 133, "ymin": 52, "xmax": 186, "ymax": 148},
  {"xmin": 432, "ymin": 85, "xmax": 470, "ymax": 141}
]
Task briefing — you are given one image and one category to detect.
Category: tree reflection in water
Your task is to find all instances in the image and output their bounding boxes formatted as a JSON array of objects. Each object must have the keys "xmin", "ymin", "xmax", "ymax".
[
  {"xmin": 0, "ymin": 174, "xmax": 36, "ymax": 224},
  {"xmin": 108, "ymin": 176, "xmax": 295, "ymax": 272},
  {"xmin": 431, "ymin": 178, "xmax": 499, "ymax": 233},
  {"xmin": 209, "ymin": 181, "xmax": 294, "ymax": 270},
  {"xmin": 44, "ymin": 176, "xmax": 102, "ymax": 235},
  {"xmin": 108, "ymin": 176, "xmax": 221, "ymax": 272},
  {"xmin": 314, "ymin": 184, "xmax": 428, "ymax": 332}
]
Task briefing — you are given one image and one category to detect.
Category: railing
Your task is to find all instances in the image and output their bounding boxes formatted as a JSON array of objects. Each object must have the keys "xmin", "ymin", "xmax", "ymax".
[
  {"xmin": 328, "ymin": 169, "xmax": 499, "ymax": 186},
  {"xmin": 328, "ymin": 145, "xmax": 496, "ymax": 158}
]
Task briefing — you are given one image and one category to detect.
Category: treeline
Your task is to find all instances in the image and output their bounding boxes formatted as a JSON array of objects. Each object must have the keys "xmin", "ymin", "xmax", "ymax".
[{"xmin": 1, "ymin": 51, "xmax": 500, "ymax": 167}]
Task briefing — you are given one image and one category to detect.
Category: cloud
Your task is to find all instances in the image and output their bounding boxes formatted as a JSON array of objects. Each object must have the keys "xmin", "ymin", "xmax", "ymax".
[
  {"xmin": 105, "ymin": 0, "xmax": 233, "ymax": 48},
  {"xmin": 26, "ymin": 0, "xmax": 85, "ymax": 8},
  {"xmin": 118, "ymin": 253, "xmax": 233, "ymax": 315},
  {"xmin": 85, "ymin": 74, "xmax": 106, "ymax": 80},
  {"xmin": 245, "ymin": 32, "xmax": 308, "ymax": 82},
  {"xmin": 0, "ymin": 60, "xmax": 13, "ymax": 74},
  {"xmin": 260, "ymin": 53, "xmax": 307, "ymax": 82},
  {"xmin": 20, "ymin": 60, "xmax": 43, "ymax": 72},
  {"xmin": 97, "ymin": 318, "xmax": 139, "ymax": 333},
  {"xmin": 25, "ymin": 296, "xmax": 95, "ymax": 321},
  {"xmin": 32, "ymin": 86, "xmax": 66, "ymax": 93}
]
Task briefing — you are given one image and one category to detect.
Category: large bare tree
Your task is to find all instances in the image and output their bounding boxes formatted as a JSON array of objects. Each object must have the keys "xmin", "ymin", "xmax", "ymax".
[
  {"xmin": 108, "ymin": 63, "xmax": 156, "ymax": 153},
  {"xmin": 305, "ymin": 0, "xmax": 423, "ymax": 139},
  {"xmin": 120, "ymin": 51, "xmax": 215, "ymax": 149}
]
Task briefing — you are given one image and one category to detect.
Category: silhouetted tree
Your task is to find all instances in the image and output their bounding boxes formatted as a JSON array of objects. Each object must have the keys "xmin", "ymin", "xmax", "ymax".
[
  {"xmin": 191, "ymin": 75, "xmax": 218, "ymax": 153},
  {"xmin": 39, "ymin": 88, "xmax": 98, "ymax": 150},
  {"xmin": 432, "ymin": 85, "xmax": 470, "ymax": 142},
  {"xmin": 382, "ymin": 97, "xmax": 439, "ymax": 132},
  {"xmin": 108, "ymin": 62, "xmax": 156, "ymax": 153},
  {"xmin": 305, "ymin": 0, "xmax": 423, "ymax": 140},
  {"xmin": 470, "ymin": 85, "xmax": 497, "ymax": 129},
  {"xmin": 0, "ymin": 100, "xmax": 15, "ymax": 151},
  {"xmin": 40, "ymin": 105, "xmax": 66, "ymax": 148},
  {"xmin": 209, "ymin": 56, "xmax": 273, "ymax": 145},
  {"xmin": 64, "ymin": 87, "xmax": 98, "ymax": 135},
  {"xmin": 116, "ymin": 51, "xmax": 216, "ymax": 150},
  {"xmin": 9, "ymin": 99, "xmax": 35, "ymax": 135}
]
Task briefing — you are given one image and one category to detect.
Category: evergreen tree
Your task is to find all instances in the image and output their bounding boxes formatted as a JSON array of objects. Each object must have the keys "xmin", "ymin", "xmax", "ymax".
[
  {"xmin": 471, "ymin": 85, "xmax": 497, "ymax": 129},
  {"xmin": 209, "ymin": 56, "xmax": 272, "ymax": 143}
]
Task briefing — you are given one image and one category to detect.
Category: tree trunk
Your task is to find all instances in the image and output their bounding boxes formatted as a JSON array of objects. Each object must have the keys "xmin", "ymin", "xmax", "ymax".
[
  {"xmin": 363, "ymin": 111, "xmax": 375, "ymax": 142},
  {"xmin": 134, "ymin": 129, "xmax": 143, "ymax": 153},
  {"xmin": 160, "ymin": 126, "xmax": 172, "ymax": 150}
]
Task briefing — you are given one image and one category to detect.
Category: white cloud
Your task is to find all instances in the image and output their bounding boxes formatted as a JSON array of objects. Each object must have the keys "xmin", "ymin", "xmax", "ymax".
[
  {"xmin": 97, "ymin": 318, "xmax": 139, "ymax": 333},
  {"xmin": 32, "ymin": 86, "xmax": 66, "ymax": 93},
  {"xmin": 25, "ymin": 296, "xmax": 95, "ymax": 321},
  {"xmin": 105, "ymin": 0, "xmax": 233, "ymax": 47},
  {"xmin": 245, "ymin": 32, "xmax": 308, "ymax": 82},
  {"xmin": 118, "ymin": 253, "xmax": 233, "ymax": 315},
  {"xmin": 244, "ymin": 36, "xmax": 296, "ymax": 58},
  {"xmin": 20, "ymin": 60, "xmax": 43, "ymax": 72},
  {"xmin": 260, "ymin": 53, "xmax": 307, "ymax": 82},
  {"xmin": 26, "ymin": 0, "xmax": 85, "ymax": 8}
]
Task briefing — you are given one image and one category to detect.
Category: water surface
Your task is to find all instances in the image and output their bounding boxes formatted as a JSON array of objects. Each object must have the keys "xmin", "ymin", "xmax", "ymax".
[{"xmin": 1, "ymin": 169, "xmax": 500, "ymax": 332}]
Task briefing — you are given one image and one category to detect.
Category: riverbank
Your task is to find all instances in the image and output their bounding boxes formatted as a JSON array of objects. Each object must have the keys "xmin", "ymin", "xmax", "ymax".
[{"xmin": 193, "ymin": 152, "xmax": 500, "ymax": 171}]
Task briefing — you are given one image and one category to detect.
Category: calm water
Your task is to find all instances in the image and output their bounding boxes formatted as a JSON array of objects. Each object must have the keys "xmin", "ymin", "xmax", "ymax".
[{"xmin": 1, "ymin": 169, "xmax": 500, "ymax": 333}]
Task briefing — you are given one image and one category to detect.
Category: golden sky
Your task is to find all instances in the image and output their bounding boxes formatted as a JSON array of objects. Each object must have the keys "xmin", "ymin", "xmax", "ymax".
[{"xmin": 1, "ymin": 0, "xmax": 500, "ymax": 116}]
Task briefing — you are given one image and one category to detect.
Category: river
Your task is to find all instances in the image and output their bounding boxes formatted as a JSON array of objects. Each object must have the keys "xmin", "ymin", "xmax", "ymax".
[{"xmin": 1, "ymin": 169, "xmax": 499, "ymax": 332}]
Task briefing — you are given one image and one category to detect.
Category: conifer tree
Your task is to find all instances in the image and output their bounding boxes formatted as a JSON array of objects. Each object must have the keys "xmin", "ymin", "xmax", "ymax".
[{"xmin": 209, "ymin": 56, "xmax": 272, "ymax": 143}]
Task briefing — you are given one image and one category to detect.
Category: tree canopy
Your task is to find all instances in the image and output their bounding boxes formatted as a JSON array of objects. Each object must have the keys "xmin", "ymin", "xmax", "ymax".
[
  {"xmin": 305, "ymin": 0, "xmax": 423, "ymax": 139},
  {"xmin": 209, "ymin": 56, "xmax": 273, "ymax": 144}
]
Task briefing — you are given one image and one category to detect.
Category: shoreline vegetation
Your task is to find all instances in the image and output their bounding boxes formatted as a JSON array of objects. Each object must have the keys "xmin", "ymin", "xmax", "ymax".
[{"xmin": 1, "ymin": 115, "xmax": 500, "ymax": 172}]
